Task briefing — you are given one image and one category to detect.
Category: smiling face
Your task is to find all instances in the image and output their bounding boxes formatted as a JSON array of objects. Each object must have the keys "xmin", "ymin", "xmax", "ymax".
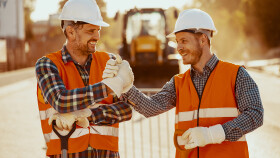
[
  {"xmin": 71, "ymin": 24, "xmax": 101, "ymax": 55},
  {"xmin": 175, "ymin": 32, "xmax": 203, "ymax": 66}
]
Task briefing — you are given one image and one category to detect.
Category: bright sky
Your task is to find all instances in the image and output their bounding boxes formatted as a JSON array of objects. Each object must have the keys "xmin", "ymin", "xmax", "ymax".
[
  {"xmin": 104, "ymin": 0, "xmax": 192, "ymax": 17},
  {"xmin": 31, "ymin": 0, "xmax": 192, "ymax": 21},
  {"xmin": 31, "ymin": 0, "xmax": 60, "ymax": 21}
]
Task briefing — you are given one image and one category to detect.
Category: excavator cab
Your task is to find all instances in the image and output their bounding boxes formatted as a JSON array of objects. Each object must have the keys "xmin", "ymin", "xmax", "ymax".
[{"xmin": 119, "ymin": 8, "xmax": 179, "ymax": 79}]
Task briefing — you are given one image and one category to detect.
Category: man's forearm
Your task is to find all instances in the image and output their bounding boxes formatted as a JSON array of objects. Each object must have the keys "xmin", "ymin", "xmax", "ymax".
[
  {"xmin": 88, "ymin": 101, "xmax": 132, "ymax": 125},
  {"xmin": 122, "ymin": 82, "xmax": 176, "ymax": 118}
]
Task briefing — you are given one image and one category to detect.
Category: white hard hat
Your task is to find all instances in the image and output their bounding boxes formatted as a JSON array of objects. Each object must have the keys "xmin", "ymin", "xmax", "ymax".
[
  {"xmin": 59, "ymin": 0, "xmax": 109, "ymax": 27},
  {"xmin": 167, "ymin": 9, "xmax": 216, "ymax": 38}
]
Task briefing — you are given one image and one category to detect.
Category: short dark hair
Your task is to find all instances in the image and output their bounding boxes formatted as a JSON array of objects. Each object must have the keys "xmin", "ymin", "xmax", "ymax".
[
  {"xmin": 61, "ymin": 20, "xmax": 88, "ymax": 38},
  {"xmin": 176, "ymin": 29, "xmax": 210, "ymax": 46}
]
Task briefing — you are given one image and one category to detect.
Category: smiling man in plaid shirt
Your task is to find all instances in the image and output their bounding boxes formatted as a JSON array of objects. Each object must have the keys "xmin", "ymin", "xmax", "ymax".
[
  {"xmin": 35, "ymin": 0, "xmax": 134, "ymax": 157},
  {"xmin": 104, "ymin": 9, "xmax": 264, "ymax": 158}
]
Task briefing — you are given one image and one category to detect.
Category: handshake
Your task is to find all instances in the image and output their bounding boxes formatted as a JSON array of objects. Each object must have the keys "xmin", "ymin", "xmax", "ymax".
[{"xmin": 101, "ymin": 55, "xmax": 134, "ymax": 97}]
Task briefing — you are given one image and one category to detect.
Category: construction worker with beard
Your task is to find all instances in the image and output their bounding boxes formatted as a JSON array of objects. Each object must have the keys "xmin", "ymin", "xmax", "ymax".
[
  {"xmin": 103, "ymin": 9, "xmax": 264, "ymax": 158},
  {"xmin": 35, "ymin": 0, "xmax": 134, "ymax": 157}
]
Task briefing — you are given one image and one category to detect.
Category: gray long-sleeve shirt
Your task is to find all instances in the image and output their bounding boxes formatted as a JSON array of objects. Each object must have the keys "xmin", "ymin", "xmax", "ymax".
[{"xmin": 123, "ymin": 54, "xmax": 264, "ymax": 141}]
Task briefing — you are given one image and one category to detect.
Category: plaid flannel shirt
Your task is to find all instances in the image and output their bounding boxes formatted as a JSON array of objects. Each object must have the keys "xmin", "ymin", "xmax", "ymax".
[{"xmin": 36, "ymin": 46, "xmax": 132, "ymax": 158}]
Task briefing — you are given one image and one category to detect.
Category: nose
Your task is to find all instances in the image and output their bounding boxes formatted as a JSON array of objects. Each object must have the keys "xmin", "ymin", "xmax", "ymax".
[
  {"xmin": 177, "ymin": 43, "xmax": 184, "ymax": 53},
  {"xmin": 93, "ymin": 31, "xmax": 100, "ymax": 41}
]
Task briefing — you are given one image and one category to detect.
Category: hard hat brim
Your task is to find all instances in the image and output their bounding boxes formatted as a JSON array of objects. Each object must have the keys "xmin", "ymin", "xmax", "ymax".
[
  {"xmin": 92, "ymin": 21, "xmax": 110, "ymax": 27},
  {"xmin": 59, "ymin": 15, "xmax": 110, "ymax": 27}
]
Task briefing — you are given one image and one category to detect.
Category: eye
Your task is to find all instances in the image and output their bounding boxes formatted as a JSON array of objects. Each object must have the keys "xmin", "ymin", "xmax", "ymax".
[{"xmin": 182, "ymin": 40, "xmax": 187, "ymax": 43}]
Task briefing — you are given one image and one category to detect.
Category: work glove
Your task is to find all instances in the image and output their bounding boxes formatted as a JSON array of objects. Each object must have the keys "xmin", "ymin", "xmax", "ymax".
[
  {"xmin": 117, "ymin": 60, "xmax": 134, "ymax": 93},
  {"xmin": 102, "ymin": 55, "xmax": 134, "ymax": 97},
  {"xmin": 48, "ymin": 108, "xmax": 92, "ymax": 131},
  {"xmin": 102, "ymin": 59, "xmax": 119, "ymax": 79},
  {"xmin": 182, "ymin": 124, "xmax": 225, "ymax": 149}
]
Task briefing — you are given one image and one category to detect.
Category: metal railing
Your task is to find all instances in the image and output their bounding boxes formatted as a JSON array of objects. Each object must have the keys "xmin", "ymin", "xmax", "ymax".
[{"xmin": 119, "ymin": 88, "xmax": 176, "ymax": 158}]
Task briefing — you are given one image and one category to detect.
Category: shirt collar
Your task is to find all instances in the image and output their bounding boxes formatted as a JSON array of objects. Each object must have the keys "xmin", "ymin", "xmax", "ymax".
[
  {"xmin": 61, "ymin": 45, "xmax": 93, "ymax": 65},
  {"xmin": 190, "ymin": 54, "xmax": 219, "ymax": 77}
]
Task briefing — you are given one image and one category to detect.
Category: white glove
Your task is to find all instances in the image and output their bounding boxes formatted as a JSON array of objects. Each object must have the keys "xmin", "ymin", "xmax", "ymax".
[
  {"xmin": 117, "ymin": 60, "xmax": 134, "ymax": 93},
  {"xmin": 76, "ymin": 117, "xmax": 90, "ymax": 128},
  {"xmin": 102, "ymin": 58, "xmax": 134, "ymax": 97},
  {"xmin": 102, "ymin": 59, "xmax": 119, "ymax": 79},
  {"xmin": 182, "ymin": 124, "xmax": 225, "ymax": 149},
  {"xmin": 48, "ymin": 108, "xmax": 92, "ymax": 130}
]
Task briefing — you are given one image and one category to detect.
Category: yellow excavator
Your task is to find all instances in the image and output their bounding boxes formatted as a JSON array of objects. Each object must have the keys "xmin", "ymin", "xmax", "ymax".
[{"xmin": 117, "ymin": 8, "xmax": 179, "ymax": 79}]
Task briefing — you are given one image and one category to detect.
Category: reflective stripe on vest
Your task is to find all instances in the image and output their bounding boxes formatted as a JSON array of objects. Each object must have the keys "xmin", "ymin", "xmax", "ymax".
[
  {"xmin": 39, "ymin": 108, "xmax": 55, "ymax": 121},
  {"xmin": 89, "ymin": 126, "xmax": 118, "ymax": 137},
  {"xmin": 176, "ymin": 135, "xmax": 246, "ymax": 146},
  {"xmin": 37, "ymin": 50, "xmax": 118, "ymax": 156},
  {"xmin": 175, "ymin": 107, "xmax": 240, "ymax": 123},
  {"xmin": 174, "ymin": 61, "xmax": 249, "ymax": 158},
  {"xmin": 43, "ymin": 126, "xmax": 118, "ymax": 142}
]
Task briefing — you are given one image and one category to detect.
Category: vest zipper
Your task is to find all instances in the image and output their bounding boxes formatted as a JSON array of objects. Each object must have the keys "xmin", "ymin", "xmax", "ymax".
[
  {"xmin": 190, "ymin": 61, "xmax": 219, "ymax": 158},
  {"xmin": 190, "ymin": 76, "xmax": 202, "ymax": 158}
]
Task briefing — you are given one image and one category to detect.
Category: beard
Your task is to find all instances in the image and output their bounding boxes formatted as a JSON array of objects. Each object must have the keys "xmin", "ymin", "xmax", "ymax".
[
  {"xmin": 74, "ymin": 36, "xmax": 97, "ymax": 55},
  {"xmin": 76, "ymin": 43, "xmax": 90, "ymax": 55},
  {"xmin": 181, "ymin": 44, "xmax": 203, "ymax": 65},
  {"xmin": 189, "ymin": 48, "xmax": 202, "ymax": 65}
]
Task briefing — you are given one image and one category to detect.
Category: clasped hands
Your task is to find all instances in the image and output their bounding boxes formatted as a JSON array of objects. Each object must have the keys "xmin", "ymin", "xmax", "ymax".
[{"xmin": 101, "ymin": 55, "xmax": 134, "ymax": 97}]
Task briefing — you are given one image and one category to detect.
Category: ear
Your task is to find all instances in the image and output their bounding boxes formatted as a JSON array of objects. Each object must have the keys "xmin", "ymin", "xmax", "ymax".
[
  {"xmin": 200, "ymin": 34, "xmax": 208, "ymax": 46},
  {"xmin": 66, "ymin": 26, "xmax": 76, "ymax": 40}
]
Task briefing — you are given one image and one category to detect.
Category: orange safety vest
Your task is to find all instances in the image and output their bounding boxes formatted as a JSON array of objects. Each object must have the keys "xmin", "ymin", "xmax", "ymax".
[
  {"xmin": 174, "ymin": 61, "xmax": 249, "ymax": 158},
  {"xmin": 37, "ymin": 50, "xmax": 119, "ymax": 156}
]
